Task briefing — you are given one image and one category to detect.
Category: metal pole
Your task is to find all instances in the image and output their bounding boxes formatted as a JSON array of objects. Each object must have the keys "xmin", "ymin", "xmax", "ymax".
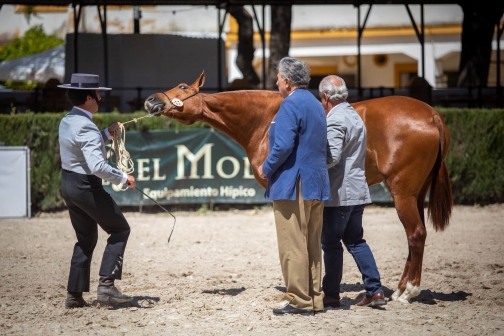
[
  {"xmin": 252, "ymin": 5, "xmax": 266, "ymax": 89},
  {"xmin": 133, "ymin": 5, "xmax": 141, "ymax": 34},
  {"xmin": 262, "ymin": 3, "xmax": 266, "ymax": 90},
  {"xmin": 73, "ymin": 2, "xmax": 81, "ymax": 74},
  {"xmin": 217, "ymin": 7, "xmax": 221, "ymax": 92},
  {"xmin": 357, "ymin": 5, "xmax": 361, "ymax": 98},
  {"xmin": 98, "ymin": 2, "xmax": 110, "ymax": 111},
  {"xmin": 421, "ymin": 4, "xmax": 426, "ymax": 103},
  {"xmin": 217, "ymin": 5, "xmax": 228, "ymax": 92},
  {"xmin": 356, "ymin": 5, "xmax": 372, "ymax": 99},
  {"xmin": 497, "ymin": 22, "xmax": 503, "ymax": 107}
]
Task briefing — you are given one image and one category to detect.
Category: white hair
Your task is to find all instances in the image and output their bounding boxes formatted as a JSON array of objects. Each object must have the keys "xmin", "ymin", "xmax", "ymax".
[{"xmin": 319, "ymin": 75, "xmax": 348, "ymax": 102}]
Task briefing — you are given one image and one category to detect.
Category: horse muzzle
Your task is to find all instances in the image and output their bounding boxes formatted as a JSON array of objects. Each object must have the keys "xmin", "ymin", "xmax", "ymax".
[{"xmin": 144, "ymin": 95, "xmax": 165, "ymax": 115}]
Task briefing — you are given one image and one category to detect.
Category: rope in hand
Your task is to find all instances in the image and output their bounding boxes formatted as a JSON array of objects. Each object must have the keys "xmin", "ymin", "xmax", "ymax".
[{"xmin": 110, "ymin": 116, "xmax": 177, "ymax": 243}]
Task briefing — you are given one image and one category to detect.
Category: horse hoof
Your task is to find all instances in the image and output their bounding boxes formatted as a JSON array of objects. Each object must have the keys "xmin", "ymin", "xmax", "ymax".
[
  {"xmin": 390, "ymin": 289, "xmax": 403, "ymax": 301},
  {"xmin": 396, "ymin": 282, "xmax": 421, "ymax": 303}
]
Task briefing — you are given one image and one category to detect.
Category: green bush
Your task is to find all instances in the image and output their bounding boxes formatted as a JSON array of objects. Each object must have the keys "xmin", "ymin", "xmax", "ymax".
[
  {"xmin": 437, "ymin": 108, "xmax": 504, "ymax": 205},
  {"xmin": 0, "ymin": 112, "xmax": 207, "ymax": 211},
  {"xmin": 0, "ymin": 108, "xmax": 502, "ymax": 211},
  {"xmin": 0, "ymin": 25, "xmax": 64, "ymax": 62}
]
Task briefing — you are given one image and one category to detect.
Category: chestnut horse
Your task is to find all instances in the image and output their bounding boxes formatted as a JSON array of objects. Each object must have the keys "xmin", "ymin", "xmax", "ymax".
[{"xmin": 144, "ymin": 71, "xmax": 453, "ymax": 303}]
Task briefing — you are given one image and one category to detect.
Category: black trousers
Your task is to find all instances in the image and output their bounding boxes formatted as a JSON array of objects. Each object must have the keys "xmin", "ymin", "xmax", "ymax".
[{"xmin": 61, "ymin": 170, "xmax": 130, "ymax": 292}]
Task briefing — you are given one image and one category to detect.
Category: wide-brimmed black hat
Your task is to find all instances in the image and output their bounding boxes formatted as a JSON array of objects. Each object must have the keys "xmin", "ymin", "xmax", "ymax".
[{"xmin": 57, "ymin": 73, "xmax": 112, "ymax": 90}]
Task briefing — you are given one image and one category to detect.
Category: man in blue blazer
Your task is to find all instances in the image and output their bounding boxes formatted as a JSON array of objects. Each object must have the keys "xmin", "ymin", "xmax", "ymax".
[
  {"xmin": 258, "ymin": 57, "xmax": 331, "ymax": 316},
  {"xmin": 58, "ymin": 74, "xmax": 136, "ymax": 309}
]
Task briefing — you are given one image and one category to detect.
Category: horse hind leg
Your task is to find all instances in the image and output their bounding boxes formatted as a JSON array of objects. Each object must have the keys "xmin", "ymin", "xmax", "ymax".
[{"xmin": 390, "ymin": 186, "xmax": 429, "ymax": 304}]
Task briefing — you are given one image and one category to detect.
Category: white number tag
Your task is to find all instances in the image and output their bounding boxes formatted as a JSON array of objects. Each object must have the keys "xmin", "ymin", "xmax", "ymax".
[{"xmin": 172, "ymin": 98, "xmax": 183, "ymax": 107}]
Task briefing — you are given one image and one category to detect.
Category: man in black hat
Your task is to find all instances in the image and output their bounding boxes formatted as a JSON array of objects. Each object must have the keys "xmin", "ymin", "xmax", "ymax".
[{"xmin": 58, "ymin": 73, "xmax": 136, "ymax": 309}]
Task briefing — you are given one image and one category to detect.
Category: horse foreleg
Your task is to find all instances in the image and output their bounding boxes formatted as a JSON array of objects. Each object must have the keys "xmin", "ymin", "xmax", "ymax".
[
  {"xmin": 391, "ymin": 250, "xmax": 411, "ymax": 302},
  {"xmin": 391, "ymin": 195, "xmax": 426, "ymax": 303}
]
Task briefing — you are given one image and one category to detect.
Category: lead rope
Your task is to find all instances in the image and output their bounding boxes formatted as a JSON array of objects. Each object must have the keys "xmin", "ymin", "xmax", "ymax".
[{"xmin": 110, "ymin": 115, "xmax": 177, "ymax": 243}]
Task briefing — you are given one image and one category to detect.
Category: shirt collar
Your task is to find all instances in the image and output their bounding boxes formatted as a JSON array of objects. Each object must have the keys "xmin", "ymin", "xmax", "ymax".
[
  {"xmin": 73, "ymin": 106, "xmax": 93, "ymax": 120},
  {"xmin": 288, "ymin": 87, "xmax": 306, "ymax": 97},
  {"xmin": 327, "ymin": 101, "xmax": 349, "ymax": 117}
]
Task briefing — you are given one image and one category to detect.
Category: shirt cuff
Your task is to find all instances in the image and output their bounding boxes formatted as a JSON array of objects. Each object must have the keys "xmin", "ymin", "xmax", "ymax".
[
  {"xmin": 104, "ymin": 128, "xmax": 112, "ymax": 141},
  {"xmin": 121, "ymin": 173, "xmax": 128, "ymax": 185}
]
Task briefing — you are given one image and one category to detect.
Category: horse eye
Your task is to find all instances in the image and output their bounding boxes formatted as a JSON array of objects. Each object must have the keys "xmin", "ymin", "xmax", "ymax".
[{"xmin": 179, "ymin": 85, "xmax": 187, "ymax": 90}]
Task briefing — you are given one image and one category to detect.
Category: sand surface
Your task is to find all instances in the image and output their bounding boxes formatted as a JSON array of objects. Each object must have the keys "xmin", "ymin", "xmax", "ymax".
[{"xmin": 1, "ymin": 205, "xmax": 503, "ymax": 335}]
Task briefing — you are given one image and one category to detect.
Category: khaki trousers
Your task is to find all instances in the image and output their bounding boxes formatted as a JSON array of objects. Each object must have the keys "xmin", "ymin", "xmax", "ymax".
[{"xmin": 272, "ymin": 182, "xmax": 324, "ymax": 311}]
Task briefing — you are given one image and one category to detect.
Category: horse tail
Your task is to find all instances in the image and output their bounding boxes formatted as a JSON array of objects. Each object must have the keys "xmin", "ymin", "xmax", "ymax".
[{"xmin": 428, "ymin": 114, "xmax": 453, "ymax": 232}]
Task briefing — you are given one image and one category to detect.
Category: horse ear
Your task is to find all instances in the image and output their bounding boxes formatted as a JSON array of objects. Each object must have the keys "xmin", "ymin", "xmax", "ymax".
[{"xmin": 192, "ymin": 70, "xmax": 205, "ymax": 89}]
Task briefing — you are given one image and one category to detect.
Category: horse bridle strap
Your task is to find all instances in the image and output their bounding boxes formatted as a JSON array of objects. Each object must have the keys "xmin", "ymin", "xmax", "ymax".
[{"xmin": 159, "ymin": 90, "xmax": 199, "ymax": 114}]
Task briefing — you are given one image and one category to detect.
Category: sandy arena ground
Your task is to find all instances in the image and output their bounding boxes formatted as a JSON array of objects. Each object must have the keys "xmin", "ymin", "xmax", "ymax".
[{"xmin": 1, "ymin": 204, "xmax": 503, "ymax": 335}]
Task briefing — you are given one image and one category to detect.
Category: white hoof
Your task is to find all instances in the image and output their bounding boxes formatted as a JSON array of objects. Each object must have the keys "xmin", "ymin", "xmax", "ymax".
[
  {"xmin": 397, "ymin": 282, "xmax": 421, "ymax": 303},
  {"xmin": 390, "ymin": 288, "xmax": 403, "ymax": 301}
]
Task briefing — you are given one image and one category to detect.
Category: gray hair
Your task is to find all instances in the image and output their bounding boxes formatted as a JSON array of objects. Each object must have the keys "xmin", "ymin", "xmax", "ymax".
[
  {"xmin": 319, "ymin": 75, "xmax": 348, "ymax": 102},
  {"xmin": 278, "ymin": 57, "xmax": 311, "ymax": 86}
]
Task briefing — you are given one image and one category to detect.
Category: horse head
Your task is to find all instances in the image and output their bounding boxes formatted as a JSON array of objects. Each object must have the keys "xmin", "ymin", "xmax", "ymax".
[{"xmin": 144, "ymin": 71, "xmax": 206, "ymax": 125}]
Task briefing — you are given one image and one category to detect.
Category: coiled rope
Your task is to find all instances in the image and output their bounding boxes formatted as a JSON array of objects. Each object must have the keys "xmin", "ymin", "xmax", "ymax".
[{"xmin": 109, "ymin": 114, "xmax": 177, "ymax": 243}]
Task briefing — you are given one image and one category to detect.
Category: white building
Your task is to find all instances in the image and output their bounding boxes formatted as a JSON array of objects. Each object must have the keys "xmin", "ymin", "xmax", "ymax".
[{"xmin": 0, "ymin": 4, "xmax": 502, "ymax": 90}]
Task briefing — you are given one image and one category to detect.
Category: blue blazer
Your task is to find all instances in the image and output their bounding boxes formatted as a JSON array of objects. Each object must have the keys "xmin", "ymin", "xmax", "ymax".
[{"xmin": 262, "ymin": 88, "xmax": 331, "ymax": 201}]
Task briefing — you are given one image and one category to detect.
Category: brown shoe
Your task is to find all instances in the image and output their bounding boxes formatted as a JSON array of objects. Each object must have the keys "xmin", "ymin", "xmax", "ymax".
[
  {"xmin": 323, "ymin": 295, "xmax": 341, "ymax": 308},
  {"xmin": 356, "ymin": 292, "xmax": 387, "ymax": 307}
]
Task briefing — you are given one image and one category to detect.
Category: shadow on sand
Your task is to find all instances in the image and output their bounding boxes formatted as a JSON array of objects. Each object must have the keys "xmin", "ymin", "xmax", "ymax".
[
  {"xmin": 202, "ymin": 287, "xmax": 246, "ymax": 296},
  {"xmin": 91, "ymin": 295, "xmax": 160, "ymax": 310}
]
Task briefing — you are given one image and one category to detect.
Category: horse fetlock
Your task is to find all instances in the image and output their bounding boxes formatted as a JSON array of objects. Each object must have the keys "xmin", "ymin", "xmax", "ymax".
[
  {"xmin": 390, "ymin": 288, "xmax": 403, "ymax": 301},
  {"xmin": 397, "ymin": 282, "xmax": 421, "ymax": 303}
]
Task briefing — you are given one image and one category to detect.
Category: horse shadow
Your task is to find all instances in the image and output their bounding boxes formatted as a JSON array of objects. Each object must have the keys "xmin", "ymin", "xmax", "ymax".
[
  {"xmin": 91, "ymin": 295, "xmax": 160, "ymax": 310},
  {"xmin": 202, "ymin": 287, "xmax": 246, "ymax": 296},
  {"xmin": 411, "ymin": 290, "xmax": 472, "ymax": 304}
]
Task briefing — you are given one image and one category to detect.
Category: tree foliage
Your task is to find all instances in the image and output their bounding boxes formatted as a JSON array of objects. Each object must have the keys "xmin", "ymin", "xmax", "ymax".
[{"xmin": 0, "ymin": 25, "xmax": 64, "ymax": 62}]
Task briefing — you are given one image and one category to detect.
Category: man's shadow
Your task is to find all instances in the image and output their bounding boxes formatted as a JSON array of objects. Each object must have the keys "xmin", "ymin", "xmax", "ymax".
[{"xmin": 91, "ymin": 295, "xmax": 160, "ymax": 310}]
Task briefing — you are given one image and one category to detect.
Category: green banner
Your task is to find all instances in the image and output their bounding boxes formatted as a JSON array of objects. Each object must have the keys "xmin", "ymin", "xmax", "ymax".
[
  {"xmin": 103, "ymin": 129, "xmax": 392, "ymax": 205},
  {"xmin": 103, "ymin": 129, "xmax": 264, "ymax": 205}
]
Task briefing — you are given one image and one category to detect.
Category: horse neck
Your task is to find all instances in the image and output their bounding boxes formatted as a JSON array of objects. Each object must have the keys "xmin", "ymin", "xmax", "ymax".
[{"xmin": 199, "ymin": 91, "xmax": 281, "ymax": 151}]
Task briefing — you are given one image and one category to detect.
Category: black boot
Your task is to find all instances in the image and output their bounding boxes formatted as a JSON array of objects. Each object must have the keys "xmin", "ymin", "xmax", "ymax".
[
  {"xmin": 97, "ymin": 276, "xmax": 133, "ymax": 303},
  {"xmin": 65, "ymin": 292, "xmax": 89, "ymax": 309}
]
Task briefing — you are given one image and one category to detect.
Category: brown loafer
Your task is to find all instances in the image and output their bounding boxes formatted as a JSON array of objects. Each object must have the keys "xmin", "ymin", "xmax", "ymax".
[
  {"xmin": 323, "ymin": 295, "xmax": 341, "ymax": 308},
  {"xmin": 356, "ymin": 292, "xmax": 387, "ymax": 307}
]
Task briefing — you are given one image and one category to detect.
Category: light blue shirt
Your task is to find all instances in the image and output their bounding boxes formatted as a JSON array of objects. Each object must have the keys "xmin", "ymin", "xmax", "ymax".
[
  {"xmin": 59, "ymin": 107, "xmax": 127, "ymax": 185},
  {"xmin": 325, "ymin": 101, "xmax": 371, "ymax": 207}
]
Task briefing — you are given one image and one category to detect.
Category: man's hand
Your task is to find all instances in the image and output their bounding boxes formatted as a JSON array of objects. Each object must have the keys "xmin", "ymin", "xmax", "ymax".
[
  {"xmin": 108, "ymin": 122, "xmax": 123, "ymax": 136},
  {"xmin": 257, "ymin": 165, "xmax": 265, "ymax": 179},
  {"xmin": 126, "ymin": 175, "xmax": 136, "ymax": 188}
]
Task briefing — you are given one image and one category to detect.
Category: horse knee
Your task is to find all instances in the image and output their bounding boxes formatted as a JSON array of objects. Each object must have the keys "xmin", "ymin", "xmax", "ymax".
[{"xmin": 407, "ymin": 227, "xmax": 427, "ymax": 251}]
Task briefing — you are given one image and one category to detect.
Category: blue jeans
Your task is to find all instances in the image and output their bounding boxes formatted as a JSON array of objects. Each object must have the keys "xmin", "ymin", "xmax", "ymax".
[{"xmin": 321, "ymin": 204, "xmax": 383, "ymax": 299}]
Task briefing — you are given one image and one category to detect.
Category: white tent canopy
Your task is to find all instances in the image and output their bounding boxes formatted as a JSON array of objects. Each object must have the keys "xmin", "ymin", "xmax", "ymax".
[{"xmin": 0, "ymin": 45, "xmax": 65, "ymax": 83}]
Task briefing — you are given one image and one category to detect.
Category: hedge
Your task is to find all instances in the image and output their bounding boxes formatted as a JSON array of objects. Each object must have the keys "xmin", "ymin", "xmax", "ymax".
[
  {"xmin": 441, "ymin": 108, "xmax": 504, "ymax": 204},
  {"xmin": 0, "ymin": 108, "xmax": 503, "ymax": 211},
  {"xmin": 0, "ymin": 112, "xmax": 207, "ymax": 211}
]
